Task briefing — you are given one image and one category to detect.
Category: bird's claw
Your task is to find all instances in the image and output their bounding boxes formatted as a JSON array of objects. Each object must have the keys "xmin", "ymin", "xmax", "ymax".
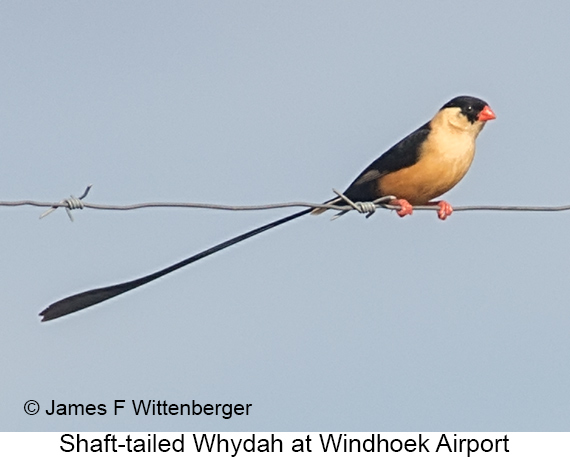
[
  {"xmin": 390, "ymin": 199, "xmax": 453, "ymax": 220},
  {"xmin": 390, "ymin": 199, "xmax": 413, "ymax": 218},
  {"xmin": 435, "ymin": 201, "xmax": 453, "ymax": 220}
]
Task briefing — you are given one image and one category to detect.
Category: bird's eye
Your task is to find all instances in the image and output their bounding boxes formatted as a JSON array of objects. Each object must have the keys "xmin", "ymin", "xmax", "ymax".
[{"xmin": 466, "ymin": 106, "xmax": 473, "ymax": 112}]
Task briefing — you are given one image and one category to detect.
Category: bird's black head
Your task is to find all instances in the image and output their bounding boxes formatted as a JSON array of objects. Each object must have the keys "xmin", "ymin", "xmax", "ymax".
[{"xmin": 441, "ymin": 96, "xmax": 495, "ymax": 123}]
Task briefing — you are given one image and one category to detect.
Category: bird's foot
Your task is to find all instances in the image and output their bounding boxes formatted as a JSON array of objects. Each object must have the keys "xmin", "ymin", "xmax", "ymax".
[
  {"xmin": 390, "ymin": 199, "xmax": 413, "ymax": 218},
  {"xmin": 429, "ymin": 201, "xmax": 453, "ymax": 220}
]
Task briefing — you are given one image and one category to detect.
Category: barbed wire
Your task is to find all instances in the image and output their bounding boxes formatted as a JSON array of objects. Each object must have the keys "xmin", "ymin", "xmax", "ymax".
[{"xmin": 1, "ymin": 184, "xmax": 570, "ymax": 222}]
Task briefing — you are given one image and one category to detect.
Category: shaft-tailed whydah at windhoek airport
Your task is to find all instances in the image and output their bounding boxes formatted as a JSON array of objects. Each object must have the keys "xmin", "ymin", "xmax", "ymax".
[
  {"xmin": 39, "ymin": 96, "xmax": 495, "ymax": 322},
  {"xmin": 58, "ymin": 432, "xmax": 510, "ymax": 455}
]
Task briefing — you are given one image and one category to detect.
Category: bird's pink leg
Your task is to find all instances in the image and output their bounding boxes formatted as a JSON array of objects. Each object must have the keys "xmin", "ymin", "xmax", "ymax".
[
  {"xmin": 390, "ymin": 199, "xmax": 414, "ymax": 218},
  {"xmin": 429, "ymin": 201, "xmax": 453, "ymax": 220}
]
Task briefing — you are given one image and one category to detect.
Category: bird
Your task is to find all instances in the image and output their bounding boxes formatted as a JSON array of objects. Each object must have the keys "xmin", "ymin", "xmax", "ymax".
[{"xmin": 39, "ymin": 95, "xmax": 495, "ymax": 321}]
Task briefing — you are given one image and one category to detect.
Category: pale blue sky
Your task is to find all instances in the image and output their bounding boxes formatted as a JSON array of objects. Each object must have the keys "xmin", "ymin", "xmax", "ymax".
[{"xmin": 2, "ymin": 1, "xmax": 570, "ymax": 431}]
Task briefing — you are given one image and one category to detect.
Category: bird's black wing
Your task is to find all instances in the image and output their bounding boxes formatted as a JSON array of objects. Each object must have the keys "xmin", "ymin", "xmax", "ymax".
[{"xmin": 343, "ymin": 122, "xmax": 431, "ymax": 201}]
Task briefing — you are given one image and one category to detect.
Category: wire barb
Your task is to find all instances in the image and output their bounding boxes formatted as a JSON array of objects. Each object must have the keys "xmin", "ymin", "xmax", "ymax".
[
  {"xmin": 330, "ymin": 189, "xmax": 396, "ymax": 220},
  {"xmin": 39, "ymin": 184, "xmax": 93, "ymax": 222}
]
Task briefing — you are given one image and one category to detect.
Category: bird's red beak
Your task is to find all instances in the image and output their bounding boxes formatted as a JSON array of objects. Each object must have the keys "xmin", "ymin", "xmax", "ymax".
[{"xmin": 478, "ymin": 105, "xmax": 496, "ymax": 122}]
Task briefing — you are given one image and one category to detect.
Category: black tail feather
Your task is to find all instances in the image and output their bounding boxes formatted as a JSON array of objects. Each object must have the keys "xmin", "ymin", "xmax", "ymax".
[{"xmin": 39, "ymin": 208, "xmax": 311, "ymax": 321}]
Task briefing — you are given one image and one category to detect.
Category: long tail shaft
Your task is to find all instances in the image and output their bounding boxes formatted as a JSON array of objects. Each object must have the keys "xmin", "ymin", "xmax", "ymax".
[{"xmin": 39, "ymin": 208, "xmax": 311, "ymax": 321}]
